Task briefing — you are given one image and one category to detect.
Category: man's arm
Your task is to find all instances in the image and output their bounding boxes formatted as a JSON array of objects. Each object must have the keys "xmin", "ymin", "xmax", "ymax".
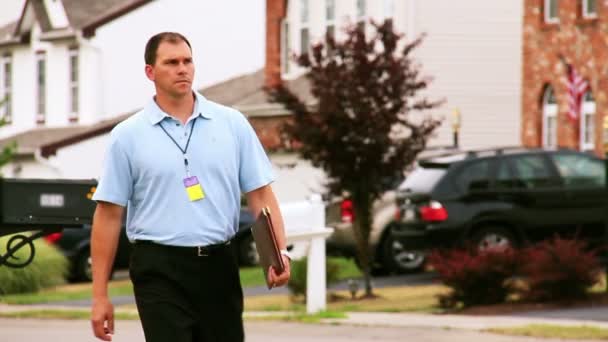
[
  {"xmin": 246, "ymin": 184, "xmax": 290, "ymax": 287},
  {"xmin": 90, "ymin": 201, "xmax": 124, "ymax": 341}
]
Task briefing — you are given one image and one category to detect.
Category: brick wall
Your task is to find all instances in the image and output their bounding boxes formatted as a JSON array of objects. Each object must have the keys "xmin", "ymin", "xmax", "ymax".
[
  {"xmin": 523, "ymin": 0, "xmax": 608, "ymax": 155},
  {"xmin": 265, "ymin": 0, "xmax": 286, "ymax": 89},
  {"xmin": 249, "ymin": 115, "xmax": 294, "ymax": 151}
]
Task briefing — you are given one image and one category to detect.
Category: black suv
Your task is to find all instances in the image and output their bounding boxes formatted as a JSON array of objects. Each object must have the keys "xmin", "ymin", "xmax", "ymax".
[{"xmin": 392, "ymin": 147, "xmax": 607, "ymax": 251}]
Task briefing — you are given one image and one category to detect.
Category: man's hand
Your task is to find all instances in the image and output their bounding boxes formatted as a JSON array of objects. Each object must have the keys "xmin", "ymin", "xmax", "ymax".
[
  {"xmin": 267, "ymin": 255, "xmax": 291, "ymax": 288},
  {"xmin": 91, "ymin": 297, "xmax": 115, "ymax": 341}
]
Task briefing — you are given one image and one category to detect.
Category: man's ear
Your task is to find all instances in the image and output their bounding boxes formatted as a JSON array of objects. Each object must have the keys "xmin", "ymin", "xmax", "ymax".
[{"xmin": 145, "ymin": 64, "xmax": 154, "ymax": 81}]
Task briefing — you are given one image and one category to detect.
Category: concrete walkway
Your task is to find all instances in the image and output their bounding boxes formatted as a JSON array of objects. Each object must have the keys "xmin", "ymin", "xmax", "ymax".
[{"xmin": 3, "ymin": 303, "xmax": 608, "ymax": 332}]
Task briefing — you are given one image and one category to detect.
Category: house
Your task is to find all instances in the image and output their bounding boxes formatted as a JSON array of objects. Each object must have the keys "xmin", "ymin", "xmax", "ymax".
[
  {"xmin": 263, "ymin": 0, "xmax": 524, "ymax": 150},
  {"xmin": 522, "ymin": 0, "xmax": 605, "ymax": 155}
]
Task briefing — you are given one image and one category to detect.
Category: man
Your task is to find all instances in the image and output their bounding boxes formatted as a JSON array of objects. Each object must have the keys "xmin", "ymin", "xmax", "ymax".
[{"xmin": 90, "ymin": 32, "xmax": 290, "ymax": 342}]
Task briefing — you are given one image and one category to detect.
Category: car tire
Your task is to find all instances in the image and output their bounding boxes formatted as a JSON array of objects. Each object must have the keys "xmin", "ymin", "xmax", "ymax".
[
  {"xmin": 238, "ymin": 235, "xmax": 259, "ymax": 266},
  {"xmin": 73, "ymin": 249, "xmax": 93, "ymax": 282},
  {"xmin": 472, "ymin": 226, "xmax": 517, "ymax": 251},
  {"xmin": 380, "ymin": 231, "xmax": 426, "ymax": 274}
]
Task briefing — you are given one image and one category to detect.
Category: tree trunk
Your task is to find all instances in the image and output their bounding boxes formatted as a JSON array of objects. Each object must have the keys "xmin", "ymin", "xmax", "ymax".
[{"xmin": 352, "ymin": 192, "xmax": 374, "ymax": 297}]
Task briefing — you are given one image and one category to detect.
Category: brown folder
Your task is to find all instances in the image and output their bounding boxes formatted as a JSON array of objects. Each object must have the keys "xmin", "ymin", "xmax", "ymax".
[{"xmin": 251, "ymin": 206, "xmax": 285, "ymax": 289}]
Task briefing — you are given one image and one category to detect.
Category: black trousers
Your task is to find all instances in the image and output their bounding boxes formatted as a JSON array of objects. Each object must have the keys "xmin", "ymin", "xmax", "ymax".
[{"xmin": 129, "ymin": 241, "xmax": 244, "ymax": 342}]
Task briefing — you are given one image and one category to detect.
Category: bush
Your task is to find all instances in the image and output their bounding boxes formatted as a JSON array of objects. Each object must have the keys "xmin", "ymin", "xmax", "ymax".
[
  {"xmin": 287, "ymin": 257, "xmax": 341, "ymax": 299},
  {"xmin": 428, "ymin": 247, "xmax": 519, "ymax": 308},
  {"xmin": 519, "ymin": 236, "xmax": 602, "ymax": 302},
  {"xmin": 0, "ymin": 234, "xmax": 69, "ymax": 295}
]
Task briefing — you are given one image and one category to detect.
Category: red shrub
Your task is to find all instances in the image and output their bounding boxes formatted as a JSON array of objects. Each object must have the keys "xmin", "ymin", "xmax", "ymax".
[
  {"xmin": 520, "ymin": 237, "xmax": 602, "ymax": 302},
  {"xmin": 428, "ymin": 246, "xmax": 519, "ymax": 308}
]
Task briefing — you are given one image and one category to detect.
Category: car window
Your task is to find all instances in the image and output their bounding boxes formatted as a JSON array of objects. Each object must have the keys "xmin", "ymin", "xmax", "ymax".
[
  {"xmin": 454, "ymin": 160, "xmax": 491, "ymax": 192},
  {"xmin": 398, "ymin": 166, "xmax": 446, "ymax": 193},
  {"xmin": 495, "ymin": 159, "xmax": 526, "ymax": 190},
  {"xmin": 510, "ymin": 155, "xmax": 556, "ymax": 189},
  {"xmin": 551, "ymin": 153, "xmax": 605, "ymax": 188}
]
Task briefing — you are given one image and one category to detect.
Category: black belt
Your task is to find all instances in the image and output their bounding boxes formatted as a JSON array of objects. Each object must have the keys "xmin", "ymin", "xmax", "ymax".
[{"xmin": 134, "ymin": 239, "xmax": 232, "ymax": 257}]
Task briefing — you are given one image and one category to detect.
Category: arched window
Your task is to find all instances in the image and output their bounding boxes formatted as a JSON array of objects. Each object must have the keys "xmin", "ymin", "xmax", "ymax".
[
  {"xmin": 580, "ymin": 90, "xmax": 595, "ymax": 151},
  {"xmin": 542, "ymin": 86, "xmax": 558, "ymax": 148}
]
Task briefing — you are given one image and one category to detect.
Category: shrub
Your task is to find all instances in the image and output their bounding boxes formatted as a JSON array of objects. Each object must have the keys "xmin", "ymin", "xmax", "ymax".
[
  {"xmin": 0, "ymin": 234, "xmax": 69, "ymax": 295},
  {"xmin": 287, "ymin": 257, "xmax": 341, "ymax": 299},
  {"xmin": 519, "ymin": 236, "xmax": 602, "ymax": 302},
  {"xmin": 428, "ymin": 246, "xmax": 519, "ymax": 308}
]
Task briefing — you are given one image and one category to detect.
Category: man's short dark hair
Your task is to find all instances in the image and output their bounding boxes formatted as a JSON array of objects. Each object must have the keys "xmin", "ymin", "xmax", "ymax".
[{"xmin": 144, "ymin": 32, "xmax": 192, "ymax": 65}]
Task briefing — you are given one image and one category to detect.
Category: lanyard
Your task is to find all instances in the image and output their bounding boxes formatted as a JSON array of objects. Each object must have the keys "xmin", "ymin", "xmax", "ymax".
[{"xmin": 159, "ymin": 118, "xmax": 197, "ymax": 176}]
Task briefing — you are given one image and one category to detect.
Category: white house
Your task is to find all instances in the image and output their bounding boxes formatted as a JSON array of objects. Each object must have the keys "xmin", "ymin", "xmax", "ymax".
[{"xmin": 271, "ymin": 0, "xmax": 523, "ymax": 149}]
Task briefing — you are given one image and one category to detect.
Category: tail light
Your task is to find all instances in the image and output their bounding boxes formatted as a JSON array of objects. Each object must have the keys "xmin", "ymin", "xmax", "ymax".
[
  {"xmin": 340, "ymin": 199, "xmax": 355, "ymax": 223},
  {"xmin": 419, "ymin": 200, "xmax": 448, "ymax": 222},
  {"xmin": 44, "ymin": 232, "xmax": 62, "ymax": 244}
]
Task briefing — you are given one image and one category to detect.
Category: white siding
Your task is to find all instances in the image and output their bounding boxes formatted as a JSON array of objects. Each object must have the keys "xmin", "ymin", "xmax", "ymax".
[{"xmin": 283, "ymin": 0, "xmax": 523, "ymax": 150}]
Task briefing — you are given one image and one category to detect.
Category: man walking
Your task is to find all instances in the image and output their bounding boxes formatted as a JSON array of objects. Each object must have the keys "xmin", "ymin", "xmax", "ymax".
[{"xmin": 90, "ymin": 32, "xmax": 290, "ymax": 342}]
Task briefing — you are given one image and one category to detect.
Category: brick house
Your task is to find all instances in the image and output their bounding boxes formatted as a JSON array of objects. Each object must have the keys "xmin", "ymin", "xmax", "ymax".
[{"xmin": 523, "ymin": 0, "xmax": 605, "ymax": 155}]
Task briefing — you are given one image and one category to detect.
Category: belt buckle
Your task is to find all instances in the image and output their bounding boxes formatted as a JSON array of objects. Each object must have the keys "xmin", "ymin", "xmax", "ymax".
[{"xmin": 197, "ymin": 246, "xmax": 208, "ymax": 257}]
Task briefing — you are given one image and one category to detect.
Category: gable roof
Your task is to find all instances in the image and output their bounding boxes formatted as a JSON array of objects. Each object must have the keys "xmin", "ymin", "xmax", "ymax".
[
  {"xmin": 0, "ymin": 69, "xmax": 312, "ymax": 158},
  {"xmin": 6, "ymin": 0, "xmax": 152, "ymax": 43}
]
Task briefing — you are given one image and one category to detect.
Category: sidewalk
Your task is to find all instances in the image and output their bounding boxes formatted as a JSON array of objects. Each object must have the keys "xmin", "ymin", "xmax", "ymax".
[{"xmin": 3, "ymin": 303, "xmax": 608, "ymax": 332}]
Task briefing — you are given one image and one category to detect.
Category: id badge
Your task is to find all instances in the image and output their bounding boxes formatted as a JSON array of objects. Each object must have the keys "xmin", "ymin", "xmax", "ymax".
[{"xmin": 184, "ymin": 176, "xmax": 205, "ymax": 201}]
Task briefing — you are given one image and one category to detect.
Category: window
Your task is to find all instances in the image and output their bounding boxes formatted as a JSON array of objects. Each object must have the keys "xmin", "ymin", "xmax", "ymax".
[
  {"xmin": 542, "ymin": 86, "xmax": 558, "ymax": 148},
  {"xmin": 356, "ymin": 0, "xmax": 366, "ymax": 31},
  {"xmin": 0, "ymin": 54, "xmax": 12, "ymax": 124},
  {"xmin": 455, "ymin": 160, "xmax": 491, "ymax": 192},
  {"xmin": 495, "ymin": 159, "xmax": 525, "ymax": 190},
  {"xmin": 544, "ymin": 0, "xmax": 559, "ymax": 23},
  {"xmin": 582, "ymin": 0, "xmax": 597, "ymax": 18},
  {"xmin": 510, "ymin": 155, "xmax": 556, "ymax": 189},
  {"xmin": 552, "ymin": 153, "xmax": 604, "ymax": 188},
  {"xmin": 580, "ymin": 91, "xmax": 595, "ymax": 151},
  {"xmin": 69, "ymin": 48, "xmax": 79, "ymax": 121},
  {"xmin": 325, "ymin": 0, "xmax": 336, "ymax": 41},
  {"xmin": 280, "ymin": 19, "xmax": 290, "ymax": 74},
  {"xmin": 300, "ymin": 0, "xmax": 310, "ymax": 54},
  {"xmin": 36, "ymin": 52, "xmax": 46, "ymax": 123}
]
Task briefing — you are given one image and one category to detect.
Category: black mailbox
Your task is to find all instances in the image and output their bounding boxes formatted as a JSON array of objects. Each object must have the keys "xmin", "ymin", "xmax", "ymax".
[
  {"xmin": 0, "ymin": 178, "xmax": 98, "ymax": 268},
  {"xmin": 0, "ymin": 178, "xmax": 97, "ymax": 230}
]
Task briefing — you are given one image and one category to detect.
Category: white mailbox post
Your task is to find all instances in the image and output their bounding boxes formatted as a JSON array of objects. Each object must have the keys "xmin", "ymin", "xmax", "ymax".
[{"xmin": 280, "ymin": 194, "xmax": 334, "ymax": 314}]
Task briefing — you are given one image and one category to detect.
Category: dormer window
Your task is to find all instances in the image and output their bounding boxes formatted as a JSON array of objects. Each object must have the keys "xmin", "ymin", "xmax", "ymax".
[
  {"xmin": 326, "ymin": 0, "xmax": 336, "ymax": 40},
  {"xmin": 356, "ymin": 0, "xmax": 366, "ymax": 31},
  {"xmin": 300, "ymin": 0, "xmax": 310, "ymax": 54}
]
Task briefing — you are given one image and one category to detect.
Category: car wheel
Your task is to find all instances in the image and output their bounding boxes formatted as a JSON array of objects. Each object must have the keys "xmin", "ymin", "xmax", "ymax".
[
  {"xmin": 238, "ymin": 235, "xmax": 259, "ymax": 266},
  {"xmin": 381, "ymin": 232, "xmax": 425, "ymax": 274},
  {"xmin": 74, "ymin": 249, "xmax": 93, "ymax": 282},
  {"xmin": 472, "ymin": 226, "xmax": 517, "ymax": 251}
]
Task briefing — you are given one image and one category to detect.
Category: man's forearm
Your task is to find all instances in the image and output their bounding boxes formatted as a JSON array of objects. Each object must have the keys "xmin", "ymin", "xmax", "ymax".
[
  {"xmin": 247, "ymin": 186, "xmax": 287, "ymax": 250},
  {"xmin": 91, "ymin": 205, "xmax": 123, "ymax": 299}
]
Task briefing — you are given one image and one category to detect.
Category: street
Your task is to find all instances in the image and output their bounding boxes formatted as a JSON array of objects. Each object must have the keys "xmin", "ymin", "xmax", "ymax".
[{"xmin": 0, "ymin": 318, "xmax": 599, "ymax": 342}]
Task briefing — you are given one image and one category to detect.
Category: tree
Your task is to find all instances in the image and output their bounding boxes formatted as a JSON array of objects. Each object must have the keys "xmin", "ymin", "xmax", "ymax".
[
  {"xmin": 268, "ymin": 20, "xmax": 442, "ymax": 297},
  {"xmin": 0, "ymin": 96, "xmax": 15, "ymax": 174}
]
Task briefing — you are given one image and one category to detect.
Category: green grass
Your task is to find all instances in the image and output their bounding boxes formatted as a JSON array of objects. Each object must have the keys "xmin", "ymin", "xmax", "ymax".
[
  {"xmin": 0, "ymin": 257, "xmax": 362, "ymax": 305},
  {"xmin": 487, "ymin": 324, "xmax": 608, "ymax": 340},
  {"xmin": 0, "ymin": 309, "xmax": 139, "ymax": 320}
]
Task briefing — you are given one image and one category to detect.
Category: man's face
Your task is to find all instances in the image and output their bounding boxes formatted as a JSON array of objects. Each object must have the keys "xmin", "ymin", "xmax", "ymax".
[{"xmin": 145, "ymin": 40, "xmax": 194, "ymax": 98}]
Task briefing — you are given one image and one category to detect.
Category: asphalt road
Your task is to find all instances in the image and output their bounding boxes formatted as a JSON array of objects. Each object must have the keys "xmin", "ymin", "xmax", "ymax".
[{"xmin": 0, "ymin": 319, "xmax": 598, "ymax": 342}]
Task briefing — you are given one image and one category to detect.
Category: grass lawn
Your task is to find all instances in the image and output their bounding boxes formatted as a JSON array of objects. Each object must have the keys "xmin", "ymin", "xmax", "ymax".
[
  {"xmin": 0, "ymin": 257, "xmax": 363, "ymax": 305},
  {"xmin": 487, "ymin": 324, "xmax": 608, "ymax": 340}
]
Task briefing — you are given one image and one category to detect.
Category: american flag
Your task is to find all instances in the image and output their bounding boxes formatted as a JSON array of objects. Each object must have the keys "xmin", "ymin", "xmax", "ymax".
[{"xmin": 564, "ymin": 63, "xmax": 588, "ymax": 122}]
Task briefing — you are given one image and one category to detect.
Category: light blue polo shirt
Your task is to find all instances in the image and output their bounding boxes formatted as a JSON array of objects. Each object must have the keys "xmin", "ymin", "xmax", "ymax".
[{"xmin": 92, "ymin": 91, "xmax": 275, "ymax": 246}]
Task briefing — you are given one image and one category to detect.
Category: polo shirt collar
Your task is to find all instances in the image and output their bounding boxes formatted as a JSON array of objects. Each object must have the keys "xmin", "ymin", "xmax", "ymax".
[{"xmin": 146, "ymin": 91, "xmax": 213, "ymax": 125}]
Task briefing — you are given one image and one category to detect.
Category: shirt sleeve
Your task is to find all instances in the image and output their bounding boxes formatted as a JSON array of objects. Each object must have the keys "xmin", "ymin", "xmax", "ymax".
[
  {"xmin": 92, "ymin": 130, "xmax": 133, "ymax": 206},
  {"xmin": 235, "ymin": 112, "xmax": 275, "ymax": 193}
]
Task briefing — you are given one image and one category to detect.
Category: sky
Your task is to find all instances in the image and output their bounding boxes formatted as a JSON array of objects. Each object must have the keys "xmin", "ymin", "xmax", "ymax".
[{"xmin": 0, "ymin": 0, "xmax": 266, "ymax": 87}]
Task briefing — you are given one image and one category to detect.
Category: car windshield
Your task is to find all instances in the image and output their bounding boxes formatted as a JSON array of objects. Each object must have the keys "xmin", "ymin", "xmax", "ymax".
[{"xmin": 398, "ymin": 166, "xmax": 446, "ymax": 193}]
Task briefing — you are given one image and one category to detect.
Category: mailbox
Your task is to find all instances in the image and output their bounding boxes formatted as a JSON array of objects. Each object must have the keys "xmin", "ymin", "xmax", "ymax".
[
  {"xmin": 0, "ymin": 178, "xmax": 97, "ymax": 229},
  {"xmin": 0, "ymin": 178, "xmax": 97, "ymax": 268}
]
